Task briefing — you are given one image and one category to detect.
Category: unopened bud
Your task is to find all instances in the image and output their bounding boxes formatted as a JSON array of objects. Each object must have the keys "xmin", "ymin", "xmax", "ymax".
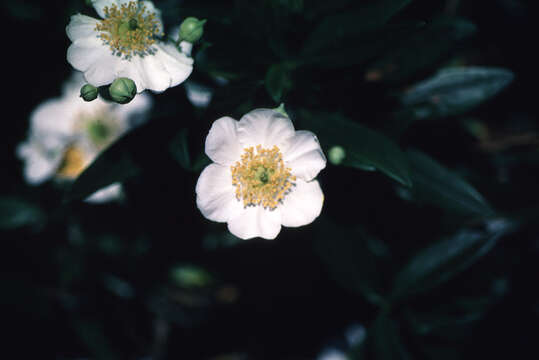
[
  {"xmin": 328, "ymin": 146, "xmax": 346, "ymax": 165},
  {"xmin": 80, "ymin": 84, "xmax": 98, "ymax": 102},
  {"xmin": 108, "ymin": 77, "xmax": 136, "ymax": 104},
  {"xmin": 178, "ymin": 17, "xmax": 206, "ymax": 43}
]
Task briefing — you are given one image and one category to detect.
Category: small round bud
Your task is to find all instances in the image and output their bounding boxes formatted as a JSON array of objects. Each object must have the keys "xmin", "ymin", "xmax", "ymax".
[
  {"xmin": 328, "ymin": 146, "xmax": 346, "ymax": 165},
  {"xmin": 178, "ymin": 17, "xmax": 206, "ymax": 43},
  {"xmin": 108, "ymin": 77, "xmax": 136, "ymax": 104},
  {"xmin": 80, "ymin": 84, "xmax": 98, "ymax": 102}
]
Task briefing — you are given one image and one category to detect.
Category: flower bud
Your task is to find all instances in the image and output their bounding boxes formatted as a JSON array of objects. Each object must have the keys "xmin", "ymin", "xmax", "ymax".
[
  {"xmin": 178, "ymin": 17, "xmax": 206, "ymax": 43},
  {"xmin": 328, "ymin": 146, "xmax": 346, "ymax": 165},
  {"xmin": 273, "ymin": 103, "xmax": 289, "ymax": 118},
  {"xmin": 80, "ymin": 84, "xmax": 98, "ymax": 102},
  {"xmin": 108, "ymin": 77, "xmax": 136, "ymax": 104}
]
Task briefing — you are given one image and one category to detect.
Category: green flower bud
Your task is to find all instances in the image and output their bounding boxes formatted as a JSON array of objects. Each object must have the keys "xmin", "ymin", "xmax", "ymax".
[
  {"xmin": 328, "ymin": 146, "xmax": 346, "ymax": 165},
  {"xmin": 273, "ymin": 103, "xmax": 289, "ymax": 118},
  {"xmin": 80, "ymin": 84, "xmax": 98, "ymax": 102},
  {"xmin": 108, "ymin": 77, "xmax": 136, "ymax": 104},
  {"xmin": 178, "ymin": 17, "xmax": 206, "ymax": 43},
  {"xmin": 170, "ymin": 265, "xmax": 213, "ymax": 289}
]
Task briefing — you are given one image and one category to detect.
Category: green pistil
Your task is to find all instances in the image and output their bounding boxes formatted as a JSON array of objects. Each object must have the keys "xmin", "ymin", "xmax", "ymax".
[{"xmin": 87, "ymin": 120, "xmax": 110, "ymax": 146}]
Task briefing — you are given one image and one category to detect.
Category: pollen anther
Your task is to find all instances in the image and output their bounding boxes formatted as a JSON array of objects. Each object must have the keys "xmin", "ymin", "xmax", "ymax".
[
  {"xmin": 95, "ymin": 1, "xmax": 162, "ymax": 59},
  {"xmin": 230, "ymin": 145, "xmax": 296, "ymax": 209}
]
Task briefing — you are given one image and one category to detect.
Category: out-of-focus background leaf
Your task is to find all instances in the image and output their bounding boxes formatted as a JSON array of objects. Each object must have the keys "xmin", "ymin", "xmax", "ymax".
[{"xmin": 3, "ymin": 0, "xmax": 539, "ymax": 359}]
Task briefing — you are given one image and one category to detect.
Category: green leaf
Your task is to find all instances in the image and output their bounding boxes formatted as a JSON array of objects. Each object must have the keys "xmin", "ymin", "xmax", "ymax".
[
  {"xmin": 302, "ymin": 0, "xmax": 413, "ymax": 56},
  {"xmin": 405, "ymin": 149, "xmax": 494, "ymax": 216},
  {"xmin": 366, "ymin": 17, "xmax": 476, "ymax": 83},
  {"xmin": 303, "ymin": 22, "xmax": 423, "ymax": 68},
  {"xmin": 299, "ymin": 110, "xmax": 412, "ymax": 187},
  {"xmin": 169, "ymin": 128, "xmax": 191, "ymax": 171},
  {"xmin": 371, "ymin": 313, "xmax": 412, "ymax": 360},
  {"xmin": 0, "ymin": 196, "xmax": 45, "ymax": 230},
  {"xmin": 315, "ymin": 219, "xmax": 387, "ymax": 307},
  {"xmin": 398, "ymin": 66, "xmax": 514, "ymax": 120},
  {"xmin": 265, "ymin": 63, "xmax": 293, "ymax": 103},
  {"xmin": 390, "ymin": 224, "xmax": 510, "ymax": 302}
]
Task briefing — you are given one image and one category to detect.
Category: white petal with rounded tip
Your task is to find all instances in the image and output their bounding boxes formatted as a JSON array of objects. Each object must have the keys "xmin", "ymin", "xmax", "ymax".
[
  {"xmin": 154, "ymin": 42, "xmax": 194, "ymax": 88},
  {"xmin": 66, "ymin": 14, "xmax": 100, "ymax": 41},
  {"xmin": 138, "ymin": 51, "xmax": 171, "ymax": 92},
  {"xmin": 196, "ymin": 163, "xmax": 243, "ymax": 223},
  {"xmin": 281, "ymin": 179, "xmax": 324, "ymax": 227},
  {"xmin": 227, "ymin": 206, "xmax": 282, "ymax": 240},
  {"xmin": 205, "ymin": 117, "xmax": 242, "ymax": 166},
  {"xmin": 284, "ymin": 130, "xmax": 327, "ymax": 181},
  {"xmin": 237, "ymin": 109, "xmax": 295, "ymax": 150},
  {"xmin": 67, "ymin": 36, "xmax": 111, "ymax": 73}
]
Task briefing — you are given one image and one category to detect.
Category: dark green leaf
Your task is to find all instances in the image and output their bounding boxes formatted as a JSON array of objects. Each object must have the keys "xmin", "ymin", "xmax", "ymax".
[
  {"xmin": 0, "ymin": 196, "xmax": 45, "ymax": 230},
  {"xmin": 302, "ymin": 0, "xmax": 413, "ymax": 56},
  {"xmin": 303, "ymin": 22, "xmax": 423, "ymax": 68},
  {"xmin": 390, "ymin": 225, "xmax": 509, "ymax": 302},
  {"xmin": 169, "ymin": 128, "xmax": 191, "ymax": 171},
  {"xmin": 366, "ymin": 17, "xmax": 476, "ymax": 83},
  {"xmin": 405, "ymin": 149, "xmax": 494, "ymax": 216},
  {"xmin": 299, "ymin": 110, "xmax": 412, "ymax": 186},
  {"xmin": 315, "ymin": 219, "xmax": 387, "ymax": 307},
  {"xmin": 398, "ymin": 66, "xmax": 514, "ymax": 120},
  {"xmin": 371, "ymin": 313, "xmax": 412, "ymax": 360},
  {"xmin": 265, "ymin": 63, "xmax": 293, "ymax": 103}
]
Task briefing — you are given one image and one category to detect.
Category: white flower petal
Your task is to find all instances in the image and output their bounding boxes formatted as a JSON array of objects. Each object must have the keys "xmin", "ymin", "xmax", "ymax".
[
  {"xmin": 154, "ymin": 42, "xmax": 194, "ymax": 89},
  {"xmin": 227, "ymin": 206, "xmax": 282, "ymax": 240},
  {"xmin": 85, "ymin": 183, "xmax": 123, "ymax": 203},
  {"xmin": 205, "ymin": 116, "xmax": 242, "ymax": 166},
  {"xmin": 196, "ymin": 163, "xmax": 243, "ymax": 223},
  {"xmin": 137, "ymin": 51, "xmax": 171, "ymax": 92},
  {"xmin": 16, "ymin": 143, "xmax": 62, "ymax": 185},
  {"xmin": 281, "ymin": 179, "xmax": 324, "ymax": 228},
  {"xmin": 185, "ymin": 81, "xmax": 212, "ymax": 108},
  {"xmin": 237, "ymin": 109, "xmax": 296, "ymax": 150},
  {"xmin": 30, "ymin": 99, "xmax": 77, "ymax": 137},
  {"xmin": 84, "ymin": 50, "xmax": 121, "ymax": 87},
  {"xmin": 67, "ymin": 36, "xmax": 110, "ymax": 73},
  {"xmin": 284, "ymin": 130, "xmax": 327, "ymax": 181},
  {"xmin": 115, "ymin": 57, "xmax": 147, "ymax": 93},
  {"xmin": 66, "ymin": 14, "xmax": 100, "ymax": 42},
  {"xmin": 112, "ymin": 91, "xmax": 152, "ymax": 129}
]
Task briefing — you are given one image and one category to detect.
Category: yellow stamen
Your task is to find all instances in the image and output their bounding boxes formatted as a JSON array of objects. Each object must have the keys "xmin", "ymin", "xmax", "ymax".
[
  {"xmin": 95, "ymin": 1, "xmax": 162, "ymax": 59},
  {"xmin": 56, "ymin": 145, "xmax": 88, "ymax": 179},
  {"xmin": 230, "ymin": 145, "xmax": 296, "ymax": 209}
]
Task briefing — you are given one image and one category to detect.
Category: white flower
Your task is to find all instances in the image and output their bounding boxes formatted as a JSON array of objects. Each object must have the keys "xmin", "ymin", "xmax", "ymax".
[
  {"xmin": 185, "ymin": 81, "xmax": 213, "ymax": 108},
  {"xmin": 17, "ymin": 72, "xmax": 152, "ymax": 203},
  {"xmin": 195, "ymin": 109, "xmax": 327, "ymax": 240},
  {"xmin": 66, "ymin": 0, "xmax": 193, "ymax": 93}
]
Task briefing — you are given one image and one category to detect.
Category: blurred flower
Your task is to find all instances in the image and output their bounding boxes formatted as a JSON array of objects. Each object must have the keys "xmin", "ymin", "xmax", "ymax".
[
  {"xmin": 196, "ymin": 109, "xmax": 326, "ymax": 240},
  {"xmin": 66, "ymin": 0, "xmax": 193, "ymax": 93},
  {"xmin": 185, "ymin": 81, "xmax": 213, "ymax": 108},
  {"xmin": 17, "ymin": 72, "xmax": 151, "ymax": 203}
]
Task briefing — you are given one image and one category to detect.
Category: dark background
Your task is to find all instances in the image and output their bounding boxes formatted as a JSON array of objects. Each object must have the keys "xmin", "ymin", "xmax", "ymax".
[{"xmin": 2, "ymin": 0, "xmax": 539, "ymax": 359}]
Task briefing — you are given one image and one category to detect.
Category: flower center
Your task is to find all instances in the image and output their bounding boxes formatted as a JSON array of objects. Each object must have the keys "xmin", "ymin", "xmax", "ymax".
[
  {"xmin": 231, "ymin": 145, "xmax": 296, "ymax": 209},
  {"xmin": 86, "ymin": 118, "xmax": 114, "ymax": 148},
  {"xmin": 56, "ymin": 145, "xmax": 88, "ymax": 179},
  {"xmin": 95, "ymin": 1, "xmax": 162, "ymax": 59}
]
